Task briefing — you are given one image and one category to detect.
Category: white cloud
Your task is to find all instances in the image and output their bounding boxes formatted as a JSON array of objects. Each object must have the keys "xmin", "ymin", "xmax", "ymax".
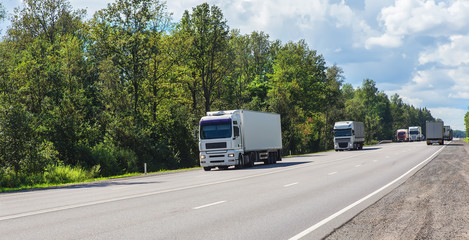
[
  {"xmin": 419, "ymin": 34, "xmax": 469, "ymax": 66},
  {"xmin": 428, "ymin": 107, "xmax": 467, "ymax": 130},
  {"xmin": 367, "ymin": 0, "xmax": 469, "ymax": 48}
]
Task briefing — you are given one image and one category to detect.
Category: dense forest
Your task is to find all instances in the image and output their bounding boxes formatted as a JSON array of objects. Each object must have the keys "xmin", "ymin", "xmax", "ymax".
[{"xmin": 0, "ymin": 0, "xmax": 436, "ymax": 188}]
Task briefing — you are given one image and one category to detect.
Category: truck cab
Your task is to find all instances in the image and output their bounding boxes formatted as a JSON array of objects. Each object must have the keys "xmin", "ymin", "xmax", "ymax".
[
  {"xmin": 199, "ymin": 110, "xmax": 282, "ymax": 171},
  {"xmin": 408, "ymin": 126, "xmax": 423, "ymax": 141},
  {"xmin": 199, "ymin": 112, "xmax": 242, "ymax": 171},
  {"xmin": 333, "ymin": 121, "xmax": 365, "ymax": 151},
  {"xmin": 396, "ymin": 129, "xmax": 409, "ymax": 142}
]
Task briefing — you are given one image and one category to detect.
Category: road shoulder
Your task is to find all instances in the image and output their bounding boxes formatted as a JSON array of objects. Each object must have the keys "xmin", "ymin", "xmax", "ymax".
[{"xmin": 325, "ymin": 140, "xmax": 469, "ymax": 239}]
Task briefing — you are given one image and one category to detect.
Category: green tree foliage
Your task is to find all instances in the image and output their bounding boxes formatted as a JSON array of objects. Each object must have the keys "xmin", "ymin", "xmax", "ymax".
[
  {"xmin": 268, "ymin": 40, "xmax": 329, "ymax": 153},
  {"xmin": 180, "ymin": 3, "xmax": 231, "ymax": 114},
  {"xmin": 465, "ymin": 110, "xmax": 469, "ymax": 138},
  {"xmin": 0, "ymin": 3, "xmax": 5, "ymax": 22},
  {"xmin": 0, "ymin": 0, "xmax": 436, "ymax": 188}
]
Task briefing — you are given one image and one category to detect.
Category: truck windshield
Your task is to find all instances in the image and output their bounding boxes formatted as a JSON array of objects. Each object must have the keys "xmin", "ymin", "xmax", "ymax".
[
  {"xmin": 410, "ymin": 131, "xmax": 419, "ymax": 134},
  {"xmin": 334, "ymin": 129, "xmax": 351, "ymax": 137},
  {"xmin": 398, "ymin": 132, "xmax": 406, "ymax": 136},
  {"xmin": 200, "ymin": 119, "xmax": 232, "ymax": 139}
]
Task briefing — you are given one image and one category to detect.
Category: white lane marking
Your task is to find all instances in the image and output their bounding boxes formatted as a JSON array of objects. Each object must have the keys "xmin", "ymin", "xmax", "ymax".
[
  {"xmin": 284, "ymin": 182, "xmax": 299, "ymax": 187},
  {"xmin": 193, "ymin": 201, "xmax": 226, "ymax": 210},
  {"xmin": 1, "ymin": 162, "xmax": 313, "ymax": 221},
  {"xmin": 355, "ymin": 165, "xmax": 361, "ymax": 168},
  {"xmin": 328, "ymin": 172, "xmax": 338, "ymax": 176},
  {"xmin": 289, "ymin": 145, "xmax": 446, "ymax": 240},
  {"xmin": 0, "ymin": 144, "xmax": 401, "ymax": 221}
]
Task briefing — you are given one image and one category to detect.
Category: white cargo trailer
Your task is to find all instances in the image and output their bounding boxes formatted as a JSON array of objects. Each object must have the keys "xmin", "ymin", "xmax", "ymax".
[
  {"xmin": 199, "ymin": 110, "xmax": 282, "ymax": 171},
  {"xmin": 333, "ymin": 121, "xmax": 365, "ymax": 151},
  {"xmin": 426, "ymin": 121, "xmax": 444, "ymax": 145}
]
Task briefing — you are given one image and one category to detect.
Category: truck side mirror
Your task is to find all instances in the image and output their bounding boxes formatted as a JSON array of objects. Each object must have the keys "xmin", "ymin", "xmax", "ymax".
[{"xmin": 234, "ymin": 126, "xmax": 240, "ymax": 138}]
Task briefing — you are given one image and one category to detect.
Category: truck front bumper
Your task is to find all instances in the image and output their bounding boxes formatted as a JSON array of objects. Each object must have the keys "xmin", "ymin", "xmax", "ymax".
[{"xmin": 199, "ymin": 150, "xmax": 238, "ymax": 167}]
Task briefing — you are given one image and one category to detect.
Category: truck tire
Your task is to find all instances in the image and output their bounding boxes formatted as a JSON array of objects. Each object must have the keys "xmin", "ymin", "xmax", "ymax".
[
  {"xmin": 203, "ymin": 167, "xmax": 212, "ymax": 171},
  {"xmin": 248, "ymin": 152, "xmax": 255, "ymax": 167},
  {"xmin": 263, "ymin": 153, "xmax": 270, "ymax": 165},
  {"xmin": 235, "ymin": 154, "xmax": 244, "ymax": 169}
]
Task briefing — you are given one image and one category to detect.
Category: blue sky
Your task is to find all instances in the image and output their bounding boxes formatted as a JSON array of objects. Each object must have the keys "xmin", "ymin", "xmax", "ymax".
[{"xmin": 1, "ymin": 0, "xmax": 468, "ymax": 130}]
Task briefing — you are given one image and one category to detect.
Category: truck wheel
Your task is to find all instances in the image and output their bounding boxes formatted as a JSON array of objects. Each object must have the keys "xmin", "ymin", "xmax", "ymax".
[
  {"xmin": 203, "ymin": 167, "xmax": 212, "ymax": 171},
  {"xmin": 235, "ymin": 154, "xmax": 244, "ymax": 169},
  {"xmin": 263, "ymin": 154, "xmax": 270, "ymax": 165},
  {"xmin": 248, "ymin": 152, "xmax": 255, "ymax": 167}
]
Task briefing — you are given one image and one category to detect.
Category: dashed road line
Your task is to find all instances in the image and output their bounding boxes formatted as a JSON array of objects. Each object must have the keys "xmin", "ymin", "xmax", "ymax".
[
  {"xmin": 193, "ymin": 201, "xmax": 227, "ymax": 210},
  {"xmin": 284, "ymin": 182, "xmax": 299, "ymax": 187}
]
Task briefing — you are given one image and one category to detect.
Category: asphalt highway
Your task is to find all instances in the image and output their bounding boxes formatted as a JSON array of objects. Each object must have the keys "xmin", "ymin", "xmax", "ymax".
[{"xmin": 0, "ymin": 141, "xmax": 445, "ymax": 239}]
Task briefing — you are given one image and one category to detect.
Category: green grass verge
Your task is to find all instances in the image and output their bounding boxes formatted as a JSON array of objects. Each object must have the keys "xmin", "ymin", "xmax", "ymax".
[{"xmin": 0, "ymin": 167, "xmax": 200, "ymax": 193}]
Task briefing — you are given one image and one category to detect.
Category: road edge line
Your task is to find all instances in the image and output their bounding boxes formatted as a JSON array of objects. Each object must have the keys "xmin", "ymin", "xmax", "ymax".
[{"xmin": 289, "ymin": 145, "xmax": 446, "ymax": 240}]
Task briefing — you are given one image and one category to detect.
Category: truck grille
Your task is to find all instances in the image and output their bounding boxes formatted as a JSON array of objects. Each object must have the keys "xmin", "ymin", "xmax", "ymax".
[
  {"xmin": 206, "ymin": 142, "xmax": 227, "ymax": 149},
  {"xmin": 336, "ymin": 138, "xmax": 350, "ymax": 143},
  {"xmin": 339, "ymin": 142, "xmax": 349, "ymax": 148}
]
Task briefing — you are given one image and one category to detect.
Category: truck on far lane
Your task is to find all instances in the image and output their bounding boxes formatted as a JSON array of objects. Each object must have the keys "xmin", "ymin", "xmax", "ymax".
[
  {"xmin": 426, "ymin": 121, "xmax": 444, "ymax": 145},
  {"xmin": 333, "ymin": 121, "xmax": 365, "ymax": 151},
  {"xmin": 198, "ymin": 110, "xmax": 282, "ymax": 171},
  {"xmin": 397, "ymin": 129, "xmax": 409, "ymax": 142},
  {"xmin": 408, "ymin": 126, "xmax": 423, "ymax": 141},
  {"xmin": 444, "ymin": 126, "xmax": 453, "ymax": 141}
]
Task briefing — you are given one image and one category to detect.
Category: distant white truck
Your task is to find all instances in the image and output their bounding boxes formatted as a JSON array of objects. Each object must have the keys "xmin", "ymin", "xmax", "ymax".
[
  {"xmin": 198, "ymin": 110, "xmax": 282, "ymax": 171},
  {"xmin": 408, "ymin": 126, "xmax": 423, "ymax": 141},
  {"xmin": 443, "ymin": 126, "xmax": 453, "ymax": 141},
  {"xmin": 333, "ymin": 121, "xmax": 365, "ymax": 151},
  {"xmin": 426, "ymin": 121, "xmax": 444, "ymax": 145}
]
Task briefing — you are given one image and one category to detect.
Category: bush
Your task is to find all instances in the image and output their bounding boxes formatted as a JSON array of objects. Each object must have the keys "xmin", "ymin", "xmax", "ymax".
[
  {"xmin": 90, "ymin": 143, "xmax": 119, "ymax": 177},
  {"xmin": 43, "ymin": 164, "xmax": 89, "ymax": 184}
]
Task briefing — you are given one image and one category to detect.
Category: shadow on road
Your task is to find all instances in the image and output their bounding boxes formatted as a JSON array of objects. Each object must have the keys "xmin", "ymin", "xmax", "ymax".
[
  {"xmin": 446, "ymin": 143, "xmax": 464, "ymax": 146},
  {"xmin": 361, "ymin": 147, "xmax": 380, "ymax": 151},
  {"xmin": 63, "ymin": 181, "xmax": 160, "ymax": 190},
  {"xmin": 214, "ymin": 161, "xmax": 310, "ymax": 171}
]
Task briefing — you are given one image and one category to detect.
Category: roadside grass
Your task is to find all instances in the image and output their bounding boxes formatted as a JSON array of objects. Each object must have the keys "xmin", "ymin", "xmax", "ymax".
[{"xmin": 0, "ymin": 166, "xmax": 200, "ymax": 193}]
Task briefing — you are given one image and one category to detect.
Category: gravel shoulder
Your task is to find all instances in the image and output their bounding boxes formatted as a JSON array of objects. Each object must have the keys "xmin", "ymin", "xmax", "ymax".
[{"xmin": 325, "ymin": 139, "xmax": 469, "ymax": 240}]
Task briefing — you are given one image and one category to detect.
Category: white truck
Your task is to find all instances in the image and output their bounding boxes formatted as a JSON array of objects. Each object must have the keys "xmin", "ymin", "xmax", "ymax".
[
  {"xmin": 198, "ymin": 110, "xmax": 282, "ymax": 171},
  {"xmin": 426, "ymin": 121, "xmax": 444, "ymax": 145},
  {"xmin": 333, "ymin": 121, "xmax": 365, "ymax": 151},
  {"xmin": 444, "ymin": 126, "xmax": 453, "ymax": 141},
  {"xmin": 408, "ymin": 126, "xmax": 423, "ymax": 141}
]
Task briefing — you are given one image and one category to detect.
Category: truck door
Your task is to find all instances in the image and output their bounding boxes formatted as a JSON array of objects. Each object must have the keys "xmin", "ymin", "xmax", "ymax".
[{"xmin": 233, "ymin": 123, "xmax": 242, "ymax": 149}]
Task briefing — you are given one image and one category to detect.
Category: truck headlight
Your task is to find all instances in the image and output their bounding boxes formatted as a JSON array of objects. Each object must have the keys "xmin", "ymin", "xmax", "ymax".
[
  {"xmin": 228, "ymin": 153, "xmax": 235, "ymax": 157},
  {"xmin": 200, "ymin": 155, "xmax": 206, "ymax": 159}
]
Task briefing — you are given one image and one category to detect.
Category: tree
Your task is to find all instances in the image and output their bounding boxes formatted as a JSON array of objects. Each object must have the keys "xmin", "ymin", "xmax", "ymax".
[
  {"xmin": 465, "ymin": 110, "xmax": 469, "ymax": 138},
  {"xmin": 8, "ymin": 0, "xmax": 85, "ymax": 47},
  {"xmin": 268, "ymin": 40, "xmax": 328, "ymax": 153},
  {"xmin": 90, "ymin": 0, "xmax": 172, "ymax": 116},
  {"xmin": 0, "ymin": 3, "xmax": 5, "ymax": 23},
  {"xmin": 180, "ymin": 3, "xmax": 231, "ymax": 114}
]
